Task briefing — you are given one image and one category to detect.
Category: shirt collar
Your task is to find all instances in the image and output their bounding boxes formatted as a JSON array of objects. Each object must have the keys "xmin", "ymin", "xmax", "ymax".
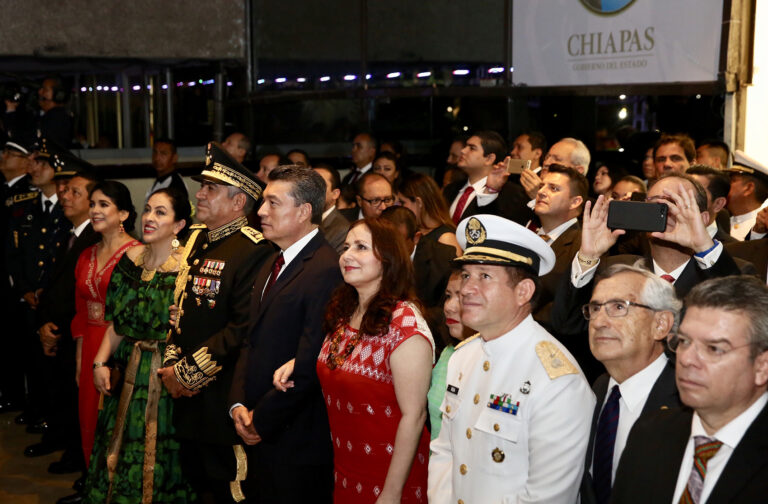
[
  {"xmin": 541, "ymin": 217, "xmax": 578, "ymax": 244},
  {"xmin": 607, "ymin": 353, "xmax": 668, "ymax": 413},
  {"xmin": 481, "ymin": 313, "xmax": 535, "ymax": 356},
  {"xmin": 463, "ymin": 176, "xmax": 488, "ymax": 193},
  {"xmin": 42, "ymin": 192, "xmax": 58, "ymax": 207},
  {"xmin": 281, "ymin": 227, "xmax": 320, "ymax": 270},
  {"xmin": 322, "ymin": 205, "xmax": 336, "ymax": 221},
  {"xmin": 706, "ymin": 221, "xmax": 719, "ymax": 239},
  {"xmin": 207, "ymin": 215, "xmax": 248, "ymax": 242},
  {"xmin": 356, "ymin": 162, "xmax": 372, "ymax": 174},
  {"xmin": 6, "ymin": 174, "xmax": 26, "ymax": 187},
  {"xmin": 690, "ymin": 392, "xmax": 768, "ymax": 449},
  {"xmin": 72, "ymin": 219, "xmax": 90, "ymax": 237},
  {"xmin": 652, "ymin": 257, "xmax": 689, "ymax": 280}
]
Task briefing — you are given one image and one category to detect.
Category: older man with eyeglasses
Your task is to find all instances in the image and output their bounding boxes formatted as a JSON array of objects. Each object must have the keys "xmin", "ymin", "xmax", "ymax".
[
  {"xmin": 611, "ymin": 275, "xmax": 768, "ymax": 504},
  {"xmin": 578, "ymin": 263, "xmax": 683, "ymax": 504},
  {"xmin": 340, "ymin": 172, "xmax": 395, "ymax": 221}
]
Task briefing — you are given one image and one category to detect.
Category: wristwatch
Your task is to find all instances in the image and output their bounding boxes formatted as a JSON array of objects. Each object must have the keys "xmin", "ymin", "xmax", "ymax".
[{"xmin": 93, "ymin": 361, "xmax": 108, "ymax": 370}]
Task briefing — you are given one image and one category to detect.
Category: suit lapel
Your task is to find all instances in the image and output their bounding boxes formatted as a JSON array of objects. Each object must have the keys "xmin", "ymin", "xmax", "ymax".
[
  {"xmin": 551, "ymin": 222, "xmax": 579, "ymax": 260},
  {"xmin": 707, "ymin": 401, "xmax": 768, "ymax": 502},
  {"xmin": 641, "ymin": 360, "xmax": 681, "ymax": 413}
]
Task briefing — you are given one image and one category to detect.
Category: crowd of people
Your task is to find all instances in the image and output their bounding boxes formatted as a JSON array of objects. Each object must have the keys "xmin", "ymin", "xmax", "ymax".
[{"xmin": 1, "ymin": 113, "xmax": 768, "ymax": 504}]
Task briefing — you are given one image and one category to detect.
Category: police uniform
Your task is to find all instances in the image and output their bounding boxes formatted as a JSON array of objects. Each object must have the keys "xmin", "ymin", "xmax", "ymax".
[
  {"xmin": 162, "ymin": 142, "xmax": 274, "ymax": 500},
  {"xmin": 428, "ymin": 215, "xmax": 596, "ymax": 504}
]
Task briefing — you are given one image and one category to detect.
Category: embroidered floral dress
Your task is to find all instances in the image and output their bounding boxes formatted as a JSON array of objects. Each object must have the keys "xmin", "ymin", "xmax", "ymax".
[
  {"xmin": 316, "ymin": 301, "xmax": 434, "ymax": 503},
  {"xmin": 72, "ymin": 240, "xmax": 139, "ymax": 464},
  {"xmin": 83, "ymin": 253, "xmax": 194, "ymax": 503}
]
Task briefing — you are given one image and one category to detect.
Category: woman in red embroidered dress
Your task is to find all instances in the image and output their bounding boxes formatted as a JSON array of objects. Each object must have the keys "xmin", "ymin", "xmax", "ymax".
[
  {"xmin": 275, "ymin": 217, "xmax": 434, "ymax": 503},
  {"xmin": 72, "ymin": 181, "xmax": 139, "ymax": 465}
]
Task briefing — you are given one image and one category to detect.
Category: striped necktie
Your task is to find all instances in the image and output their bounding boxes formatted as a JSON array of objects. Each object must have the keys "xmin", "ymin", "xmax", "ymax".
[{"xmin": 678, "ymin": 436, "xmax": 723, "ymax": 504}]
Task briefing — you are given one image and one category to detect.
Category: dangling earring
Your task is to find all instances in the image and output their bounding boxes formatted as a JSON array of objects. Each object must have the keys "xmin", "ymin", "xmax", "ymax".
[
  {"xmin": 171, "ymin": 236, "xmax": 180, "ymax": 251},
  {"xmin": 119, "ymin": 221, "xmax": 125, "ymax": 234}
]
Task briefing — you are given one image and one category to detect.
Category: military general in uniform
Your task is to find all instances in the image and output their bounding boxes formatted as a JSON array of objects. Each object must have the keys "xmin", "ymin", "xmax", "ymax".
[
  {"xmin": 157, "ymin": 142, "xmax": 274, "ymax": 502},
  {"xmin": 428, "ymin": 214, "xmax": 596, "ymax": 504}
]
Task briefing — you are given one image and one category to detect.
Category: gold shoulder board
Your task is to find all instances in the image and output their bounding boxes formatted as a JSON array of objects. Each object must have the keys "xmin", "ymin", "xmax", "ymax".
[
  {"xmin": 454, "ymin": 333, "xmax": 481, "ymax": 351},
  {"xmin": 190, "ymin": 223, "xmax": 207, "ymax": 230},
  {"xmin": 535, "ymin": 341, "xmax": 578, "ymax": 379},
  {"xmin": 241, "ymin": 226, "xmax": 265, "ymax": 245},
  {"xmin": 13, "ymin": 192, "xmax": 39, "ymax": 204}
]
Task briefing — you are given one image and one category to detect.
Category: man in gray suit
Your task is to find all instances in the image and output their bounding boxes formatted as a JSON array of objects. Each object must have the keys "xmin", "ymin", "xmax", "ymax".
[
  {"xmin": 314, "ymin": 163, "xmax": 350, "ymax": 254},
  {"xmin": 579, "ymin": 263, "xmax": 683, "ymax": 504}
]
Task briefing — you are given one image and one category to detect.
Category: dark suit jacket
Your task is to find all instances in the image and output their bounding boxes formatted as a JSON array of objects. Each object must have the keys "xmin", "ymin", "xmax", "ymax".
[
  {"xmin": 231, "ymin": 230, "xmax": 342, "ymax": 467},
  {"xmin": 443, "ymin": 179, "xmax": 533, "ymax": 226},
  {"xmin": 550, "ymin": 248, "xmax": 750, "ymax": 338},
  {"xmin": 320, "ymin": 208, "xmax": 350, "ymax": 254},
  {"xmin": 610, "ymin": 401, "xmax": 768, "ymax": 504},
  {"xmin": 726, "ymin": 238, "xmax": 768, "ymax": 282},
  {"xmin": 580, "ymin": 359, "xmax": 683, "ymax": 504},
  {"xmin": 338, "ymin": 207, "xmax": 361, "ymax": 223},
  {"xmin": 535, "ymin": 221, "xmax": 581, "ymax": 328}
]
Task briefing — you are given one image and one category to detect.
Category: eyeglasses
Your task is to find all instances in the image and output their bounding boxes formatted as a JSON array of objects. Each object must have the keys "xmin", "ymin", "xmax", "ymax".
[
  {"xmin": 667, "ymin": 332, "xmax": 755, "ymax": 363},
  {"xmin": 360, "ymin": 195, "xmax": 395, "ymax": 207},
  {"xmin": 582, "ymin": 299, "xmax": 656, "ymax": 320}
]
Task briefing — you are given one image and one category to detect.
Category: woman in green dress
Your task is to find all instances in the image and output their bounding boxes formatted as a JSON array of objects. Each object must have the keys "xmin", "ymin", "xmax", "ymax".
[{"xmin": 86, "ymin": 187, "xmax": 194, "ymax": 503}]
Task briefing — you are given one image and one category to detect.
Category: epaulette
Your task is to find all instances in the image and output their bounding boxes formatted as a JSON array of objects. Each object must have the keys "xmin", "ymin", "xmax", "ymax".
[
  {"xmin": 240, "ymin": 226, "xmax": 265, "ymax": 245},
  {"xmin": 190, "ymin": 223, "xmax": 207, "ymax": 230},
  {"xmin": 6, "ymin": 192, "xmax": 38, "ymax": 206},
  {"xmin": 454, "ymin": 333, "xmax": 481, "ymax": 351},
  {"xmin": 535, "ymin": 341, "xmax": 578, "ymax": 379}
]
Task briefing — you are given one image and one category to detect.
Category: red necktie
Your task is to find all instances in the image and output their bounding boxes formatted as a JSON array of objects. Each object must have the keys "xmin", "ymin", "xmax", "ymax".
[
  {"xmin": 661, "ymin": 274, "xmax": 675, "ymax": 283},
  {"xmin": 262, "ymin": 253, "xmax": 285, "ymax": 298},
  {"xmin": 452, "ymin": 186, "xmax": 475, "ymax": 224}
]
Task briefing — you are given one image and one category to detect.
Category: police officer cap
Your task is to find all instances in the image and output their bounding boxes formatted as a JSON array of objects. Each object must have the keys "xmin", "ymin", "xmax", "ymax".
[
  {"xmin": 52, "ymin": 150, "xmax": 97, "ymax": 180},
  {"xmin": 4, "ymin": 140, "xmax": 30, "ymax": 155},
  {"xmin": 454, "ymin": 214, "xmax": 555, "ymax": 276},
  {"xmin": 192, "ymin": 142, "xmax": 262, "ymax": 200},
  {"xmin": 31, "ymin": 137, "xmax": 67, "ymax": 164},
  {"xmin": 726, "ymin": 150, "xmax": 768, "ymax": 184}
]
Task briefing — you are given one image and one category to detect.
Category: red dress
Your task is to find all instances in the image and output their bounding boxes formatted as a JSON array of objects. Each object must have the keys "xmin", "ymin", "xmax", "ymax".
[
  {"xmin": 71, "ymin": 240, "xmax": 139, "ymax": 466},
  {"xmin": 316, "ymin": 301, "xmax": 434, "ymax": 503}
]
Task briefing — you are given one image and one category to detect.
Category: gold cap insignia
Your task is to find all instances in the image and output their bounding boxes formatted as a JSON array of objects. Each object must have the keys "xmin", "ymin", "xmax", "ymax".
[{"xmin": 465, "ymin": 217, "xmax": 487, "ymax": 245}]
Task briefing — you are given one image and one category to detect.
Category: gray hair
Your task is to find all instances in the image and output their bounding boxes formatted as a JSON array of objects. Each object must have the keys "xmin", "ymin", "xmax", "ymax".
[
  {"xmin": 268, "ymin": 164, "xmax": 326, "ymax": 225},
  {"xmin": 560, "ymin": 137, "xmax": 591, "ymax": 175},
  {"xmin": 595, "ymin": 261, "xmax": 683, "ymax": 330},
  {"xmin": 685, "ymin": 276, "xmax": 768, "ymax": 360},
  {"xmin": 226, "ymin": 185, "xmax": 255, "ymax": 215}
]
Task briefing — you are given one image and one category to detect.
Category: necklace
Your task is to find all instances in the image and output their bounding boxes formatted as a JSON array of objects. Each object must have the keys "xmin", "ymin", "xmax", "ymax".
[
  {"xmin": 138, "ymin": 249, "xmax": 180, "ymax": 282},
  {"xmin": 325, "ymin": 324, "xmax": 363, "ymax": 370}
]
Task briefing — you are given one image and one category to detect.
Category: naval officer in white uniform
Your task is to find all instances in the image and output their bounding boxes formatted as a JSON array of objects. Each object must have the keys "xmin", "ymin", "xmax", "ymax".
[{"xmin": 428, "ymin": 214, "xmax": 595, "ymax": 504}]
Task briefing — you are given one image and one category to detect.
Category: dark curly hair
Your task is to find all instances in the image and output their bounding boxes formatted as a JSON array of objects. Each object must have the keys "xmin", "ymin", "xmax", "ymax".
[
  {"xmin": 323, "ymin": 217, "xmax": 421, "ymax": 337},
  {"xmin": 89, "ymin": 180, "xmax": 137, "ymax": 232}
]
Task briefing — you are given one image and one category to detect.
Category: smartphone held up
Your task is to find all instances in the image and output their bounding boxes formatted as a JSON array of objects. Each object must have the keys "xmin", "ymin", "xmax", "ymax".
[{"xmin": 606, "ymin": 200, "xmax": 668, "ymax": 232}]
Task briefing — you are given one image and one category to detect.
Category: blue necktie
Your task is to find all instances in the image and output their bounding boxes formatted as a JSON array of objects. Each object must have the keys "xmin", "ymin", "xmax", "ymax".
[{"xmin": 593, "ymin": 384, "xmax": 621, "ymax": 504}]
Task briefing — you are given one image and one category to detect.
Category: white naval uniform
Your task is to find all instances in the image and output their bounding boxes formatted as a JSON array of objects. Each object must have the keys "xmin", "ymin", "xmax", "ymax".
[{"xmin": 428, "ymin": 315, "xmax": 595, "ymax": 504}]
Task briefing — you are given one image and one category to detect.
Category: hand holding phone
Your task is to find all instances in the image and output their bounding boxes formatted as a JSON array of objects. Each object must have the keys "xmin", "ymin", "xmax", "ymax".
[
  {"xmin": 505, "ymin": 158, "xmax": 531, "ymax": 175},
  {"xmin": 607, "ymin": 201, "xmax": 668, "ymax": 232}
]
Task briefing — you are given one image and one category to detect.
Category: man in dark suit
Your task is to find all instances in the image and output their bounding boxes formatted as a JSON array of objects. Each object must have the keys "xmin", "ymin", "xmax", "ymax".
[
  {"xmin": 611, "ymin": 276, "xmax": 768, "ymax": 504},
  {"xmin": 443, "ymin": 131, "xmax": 532, "ymax": 226},
  {"xmin": 579, "ymin": 264, "xmax": 683, "ymax": 504},
  {"xmin": 29, "ymin": 168, "xmax": 100, "ymax": 486},
  {"xmin": 230, "ymin": 165, "xmax": 342, "ymax": 503},
  {"xmin": 144, "ymin": 137, "xmax": 188, "ymax": 203},
  {"xmin": 314, "ymin": 163, "xmax": 350, "ymax": 254},
  {"xmin": 551, "ymin": 173, "xmax": 751, "ymax": 339},
  {"xmin": 157, "ymin": 142, "xmax": 274, "ymax": 503},
  {"xmin": 687, "ymin": 164, "xmax": 736, "ymax": 244},
  {"xmin": 727, "ymin": 237, "xmax": 768, "ymax": 283},
  {"xmin": 340, "ymin": 132, "xmax": 376, "ymax": 189}
]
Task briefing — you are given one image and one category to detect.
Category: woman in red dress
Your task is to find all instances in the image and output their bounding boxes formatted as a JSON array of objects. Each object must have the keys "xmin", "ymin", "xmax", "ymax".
[
  {"xmin": 275, "ymin": 217, "xmax": 434, "ymax": 503},
  {"xmin": 72, "ymin": 180, "xmax": 139, "ymax": 465}
]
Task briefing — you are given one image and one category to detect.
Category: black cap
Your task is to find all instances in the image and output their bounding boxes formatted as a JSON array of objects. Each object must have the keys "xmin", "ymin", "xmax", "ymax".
[{"xmin": 192, "ymin": 142, "xmax": 262, "ymax": 200}]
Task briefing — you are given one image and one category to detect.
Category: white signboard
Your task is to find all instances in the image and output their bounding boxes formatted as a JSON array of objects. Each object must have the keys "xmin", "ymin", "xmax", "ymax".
[{"xmin": 512, "ymin": 0, "xmax": 725, "ymax": 86}]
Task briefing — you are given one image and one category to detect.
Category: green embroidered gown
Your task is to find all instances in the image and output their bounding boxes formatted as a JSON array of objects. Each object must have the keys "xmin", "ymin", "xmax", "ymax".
[{"xmin": 84, "ymin": 254, "xmax": 195, "ymax": 503}]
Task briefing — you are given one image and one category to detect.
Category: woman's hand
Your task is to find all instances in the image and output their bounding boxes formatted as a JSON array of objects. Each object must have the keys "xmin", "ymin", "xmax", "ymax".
[
  {"xmin": 273, "ymin": 358, "xmax": 296, "ymax": 392},
  {"xmin": 93, "ymin": 366, "xmax": 111, "ymax": 396}
]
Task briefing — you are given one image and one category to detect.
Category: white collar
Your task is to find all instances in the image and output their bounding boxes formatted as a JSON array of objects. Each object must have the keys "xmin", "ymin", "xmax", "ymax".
[
  {"xmin": 72, "ymin": 219, "xmax": 91, "ymax": 237},
  {"xmin": 355, "ymin": 162, "xmax": 372, "ymax": 174},
  {"xmin": 480, "ymin": 313, "xmax": 536, "ymax": 356},
  {"xmin": 690, "ymin": 392, "xmax": 768, "ymax": 449},
  {"xmin": 652, "ymin": 257, "xmax": 689, "ymax": 280},
  {"xmin": 607, "ymin": 353, "xmax": 668, "ymax": 413},
  {"xmin": 322, "ymin": 205, "xmax": 336, "ymax": 221},
  {"xmin": 463, "ymin": 175, "xmax": 488, "ymax": 193},
  {"xmin": 41, "ymin": 192, "xmax": 58, "ymax": 207},
  {"xmin": 706, "ymin": 221, "xmax": 719, "ymax": 239},
  {"xmin": 540, "ymin": 217, "xmax": 578, "ymax": 244},
  {"xmin": 5, "ymin": 174, "xmax": 27, "ymax": 187},
  {"xmin": 281, "ymin": 227, "xmax": 320, "ymax": 271},
  {"xmin": 731, "ymin": 207, "xmax": 759, "ymax": 224}
]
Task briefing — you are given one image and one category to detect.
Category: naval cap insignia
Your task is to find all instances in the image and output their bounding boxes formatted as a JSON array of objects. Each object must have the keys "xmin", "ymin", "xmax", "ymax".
[{"xmin": 465, "ymin": 217, "xmax": 487, "ymax": 245}]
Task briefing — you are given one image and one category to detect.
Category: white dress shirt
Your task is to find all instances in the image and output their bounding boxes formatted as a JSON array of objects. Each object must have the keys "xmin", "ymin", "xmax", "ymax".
[
  {"xmin": 41, "ymin": 192, "xmax": 58, "ymax": 211},
  {"xmin": 539, "ymin": 218, "xmax": 578, "ymax": 246},
  {"xmin": 72, "ymin": 218, "xmax": 91, "ymax": 237},
  {"xmin": 591, "ymin": 353, "xmax": 668, "ymax": 484},
  {"xmin": 448, "ymin": 176, "xmax": 488, "ymax": 219},
  {"xmin": 671, "ymin": 392, "xmax": 768, "ymax": 504}
]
